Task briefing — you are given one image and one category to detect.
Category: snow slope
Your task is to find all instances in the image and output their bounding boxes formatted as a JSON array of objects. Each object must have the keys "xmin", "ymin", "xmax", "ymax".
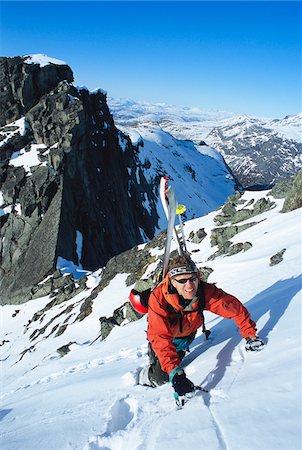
[
  {"xmin": 1, "ymin": 191, "xmax": 301, "ymax": 450},
  {"xmin": 122, "ymin": 124, "xmax": 236, "ymax": 230}
]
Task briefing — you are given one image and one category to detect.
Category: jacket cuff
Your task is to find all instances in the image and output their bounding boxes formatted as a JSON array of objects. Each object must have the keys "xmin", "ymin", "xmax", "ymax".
[{"xmin": 169, "ymin": 366, "xmax": 184, "ymax": 382}]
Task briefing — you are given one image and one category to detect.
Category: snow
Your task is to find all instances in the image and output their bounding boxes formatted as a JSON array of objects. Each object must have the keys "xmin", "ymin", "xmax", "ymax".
[
  {"xmin": 268, "ymin": 114, "xmax": 302, "ymax": 143},
  {"xmin": 90, "ymin": 87, "xmax": 107, "ymax": 96},
  {"xmin": 1, "ymin": 191, "xmax": 301, "ymax": 450},
  {"xmin": 108, "ymin": 98, "xmax": 302, "ymax": 149},
  {"xmin": 56, "ymin": 256, "xmax": 91, "ymax": 280},
  {"xmin": 120, "ymin": 125, "xmax": 236, "ymax": 232},
  {"xmin": 0, "ymin": 204, "xmax": 12, "ymax": 217},
  {"xmin": 196, "ymin": 144, "xmax": 226, "ymax": 163},
  {"xmin": 9, "ymin": 144, "xmax": 47, "ymax": 173},
  {"xmin": 23, "ymin": 54, "xmax": 67, "ymax": 67},
  {"xmin": 0, "ymin": 118, "xmax": 27, "ymax": 148}
]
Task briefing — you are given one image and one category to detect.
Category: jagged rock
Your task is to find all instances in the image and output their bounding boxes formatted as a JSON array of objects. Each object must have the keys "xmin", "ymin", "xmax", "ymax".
[
  {"xmin": 99, "ymin": 318, "xmax": 117, "ymax": 341},
  {"xmin": 208, "ymin": 241, "xmax": 252, "ymax": 260},
  {"xmin": 55, "ymin": 325, "xmax": 68, "ymax": 338},
  {"xmin": 1, "ymin": 166, "xmax": 27, "ymax": 203},
  {"xmin": 52, "ymin": 283, "xmax": 76, "ymax": 304},
  {"xmin": 0, "ymin": 185, "xmax": 63, "ymax": 305},
  {"xmin": 270, "ymin": 177, "xmax": 294, "ymax": 199},
  {"xmin": 98, "ymin": 307, "xmax": 126, "ymax": 340},
  {"xmin": 18, "ymin": 345, "xmax": 35, "ymax": 362},
  {"xmin": 125, "ymin": 301, "xmax": 144, "ymax": 321},
  {"xmin": 208, "ymin": 241, "xmax": 232, "ymax": 260},
  {"xmin": 252, "ymin": 197, "xmax": 275, "ymax": 216},
  {"xmin": 0, "ymin": 56, "xmax": 74, "ymax": 126},
  {"xmin": 52, "ymin": 273, "xmax": 73, "ymax": 289},
  {"xmin": 281, "ymin": 172, "xmax": 302, "ymax": 213},
  {"xmin": 76, "ymin": 297, "xmax": 93, "ymax": 322},
  {"xmin": 213, "ymin": 191, "xmax": 243, "ymax": 225},
  {"xmin": 27, "ymin": 300, "xmax": 76, "ymax": 341},
  {"xmin": 228, "ymin": 242, "xmax": 253, "ymax": 255},
  {"xmin": 210, "ymin": 222, "xmax": 257, "ymax": 247},
  {"xmin": 31, "ymin": 282, "xmax": 53, "ymax": 300},
  {"xmin": 0, "ymin": 57, "xmax": 159, "ymax": 305},
  {"xmin": 188, "ymin": 228, "xmax": 207, "ymax": 244},
  {"xmin": 227, "ymin": 191, "xmax": 246, "ymax": 204},
  {"xmin": 199, "ymin": 267, "xmax": 213, "ymax": 282},
  {"xmin": 98, "ymin": 301, "xmax": 144, "ymax": 341},
  {"xmin": 0, "ymin": 132, "xmax": 30, "ymax": 168},
  {"xmin": 230, "ymin": 209, "xmax": 254, "ymax": 224},
  {"xmin": 56, "ymin": 342, "xmax": 75, "ymax": 357},
  {"xmin": 270, "ymin": 249, "xmax": 286, "ymax": 266},
  {"xmin": 214, "ymin": 195, "xmax": 275, "ymax": 226}
]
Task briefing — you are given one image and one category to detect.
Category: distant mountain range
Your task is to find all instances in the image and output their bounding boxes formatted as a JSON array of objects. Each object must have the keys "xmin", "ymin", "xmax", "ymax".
[{"xmin": 108, "ymin": 98, "xmax": 302, "ymax": 188}]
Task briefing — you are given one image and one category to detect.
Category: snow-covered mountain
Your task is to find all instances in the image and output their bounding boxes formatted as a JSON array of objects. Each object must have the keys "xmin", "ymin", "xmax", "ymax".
[
  {"xmin": 206, "ymin": 114, "xmax": 302, "ymax": 188},
  {"xmin": 108, "ymin": 98, "xmax": 302, "ymax": 188},
  {"xmin": 119, "ymin": 124, "xmax": 237, "ymax": 229},
  {"xmin": 108, "ymin": 97, "xmax": 235, "ymax": 143},
  {"xmin": 1, "ymin": 187, "xmax": 301, "ymax": 450}
]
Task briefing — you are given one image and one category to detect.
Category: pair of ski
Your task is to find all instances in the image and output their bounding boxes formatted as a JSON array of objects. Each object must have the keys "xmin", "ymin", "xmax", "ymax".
[
  {"xmin": 159, "ymin": 176, "xmax": 187, "ymax": 278},
  {"xmin": 160, "ymin": 177, "xmax": 208, "ymax": 409}
]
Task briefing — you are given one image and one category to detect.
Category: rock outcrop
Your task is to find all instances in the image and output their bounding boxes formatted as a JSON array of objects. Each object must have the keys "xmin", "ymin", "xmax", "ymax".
[
  {"xmin": 270, "ymin": 171, "xmax": 302, "ymax": 212},
  {"xmin": 0, "ymin": 56, "xmax": 158, "ymax": 305},
  {"xmin": 0, "ymin": 56, "xmax": 74, "ymax": 127}
]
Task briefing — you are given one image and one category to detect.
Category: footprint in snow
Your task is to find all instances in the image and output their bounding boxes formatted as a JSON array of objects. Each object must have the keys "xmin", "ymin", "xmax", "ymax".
[
  {"xmin": 85, "ymin": 397, "xmax": 142, "ymax": 450},
  {"xmin": 106, "ymin": 397, "xmax": 135, "ymax": 434}
]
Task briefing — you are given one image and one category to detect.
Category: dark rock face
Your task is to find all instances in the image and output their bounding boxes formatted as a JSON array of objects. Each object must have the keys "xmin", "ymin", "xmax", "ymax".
[
  {"xmin": 0, "ymin": 56, "xmax": 74, "ymax": 127},
  {"xmin": 281, "ymin": 171, "xmax": 302, "ymax": 213},
  {"xmin": 188, "ymin": 228, "xmax": 207, "ymax": 244},
  {"xmin": 270, "ymin": 171, "xmax": 302, "ymax": 212},
  {"xmin": 270, "ymin": 249, "xmax": 286, "ymax": 266},
  {"xmin": 0, "ymin": 57, "xmax": 158, "ymax": 305}
]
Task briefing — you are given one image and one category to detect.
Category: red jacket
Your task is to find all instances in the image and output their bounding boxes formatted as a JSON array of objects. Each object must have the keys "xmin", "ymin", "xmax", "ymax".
[{"xmin": 147, "ymin": 274, "xmax": 257, "ymax": 375}]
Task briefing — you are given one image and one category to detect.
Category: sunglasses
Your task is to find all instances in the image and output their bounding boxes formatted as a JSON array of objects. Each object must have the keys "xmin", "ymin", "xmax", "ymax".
[{"xmin": 172, "ymin": 274, "xmax": 198, "ymax": 284}]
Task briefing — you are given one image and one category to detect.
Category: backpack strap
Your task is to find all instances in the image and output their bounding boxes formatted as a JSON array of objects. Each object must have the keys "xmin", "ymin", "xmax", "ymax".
[
  {"xmin": 167, "ymin": 281, "xmax": 211, "ymax": 339},
  {"xmin": 197, "ymin": 282, "xmax": 211, "ymax": 340}
]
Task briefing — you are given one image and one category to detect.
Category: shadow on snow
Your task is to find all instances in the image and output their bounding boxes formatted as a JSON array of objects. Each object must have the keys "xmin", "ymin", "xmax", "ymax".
[{"xmin": 183, "ymin": 275, "xmax": 302, "ymax": 390}]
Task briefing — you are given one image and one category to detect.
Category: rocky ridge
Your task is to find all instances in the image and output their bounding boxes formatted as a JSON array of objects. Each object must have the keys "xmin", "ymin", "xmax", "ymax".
[{"xmin": 0, "ymin": 56, "xmax": 158, "ymax": 305}]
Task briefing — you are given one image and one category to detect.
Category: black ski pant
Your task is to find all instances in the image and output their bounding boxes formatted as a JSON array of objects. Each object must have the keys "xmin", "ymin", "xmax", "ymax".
[{"xmin": 147, "ymin": 343, "xmax": 186, "ymax": 386}]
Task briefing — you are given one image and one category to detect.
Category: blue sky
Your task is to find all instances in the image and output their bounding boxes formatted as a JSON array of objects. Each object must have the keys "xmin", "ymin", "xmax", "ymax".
[{"xmin": 1, "ymin": 1, "xmax": 301, "ymax": 117}]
